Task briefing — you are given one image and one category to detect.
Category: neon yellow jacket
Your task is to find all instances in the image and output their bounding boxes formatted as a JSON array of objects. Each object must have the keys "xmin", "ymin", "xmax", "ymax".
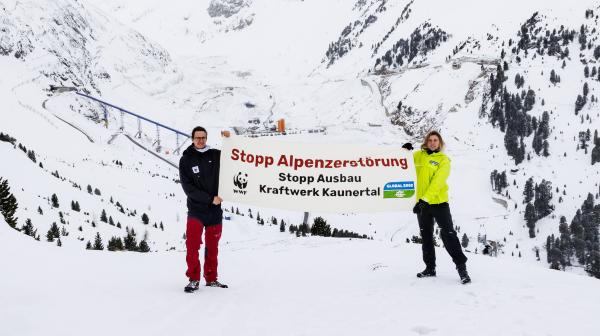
[{"xmin": 413, "ymin": 149, "xmax": 450, "ymax": 204}]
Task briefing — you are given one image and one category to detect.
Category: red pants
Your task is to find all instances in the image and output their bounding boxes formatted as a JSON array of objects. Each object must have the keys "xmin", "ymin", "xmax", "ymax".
[{"xmin": 185, "ymin": 217, "xmax": 222, "ymax": 282}]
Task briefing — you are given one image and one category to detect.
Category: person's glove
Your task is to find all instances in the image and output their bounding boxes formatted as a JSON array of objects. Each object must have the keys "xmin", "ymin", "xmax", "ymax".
[
  {"xmin": 402, "ymin": 143, "xmax": 414, "ymax": 150},
  {"xmin": 412, "ymin": 199, "xmax": 429, "ymax": 214}
]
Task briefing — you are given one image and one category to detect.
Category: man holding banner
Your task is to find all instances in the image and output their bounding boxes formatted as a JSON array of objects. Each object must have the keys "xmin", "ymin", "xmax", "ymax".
[{"xmin": 180, "ymin": 126, "xmax": 230, "ymax": 292}]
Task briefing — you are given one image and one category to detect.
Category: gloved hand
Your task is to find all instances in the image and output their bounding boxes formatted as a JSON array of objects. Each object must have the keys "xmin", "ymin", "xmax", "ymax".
[
  {"xmin": 402, "ymin": 142, "xmax": 414, "ymax": 150},
  {"xmin": 412, "ymin": 199, "xmax": 429, "ymax": 214}
]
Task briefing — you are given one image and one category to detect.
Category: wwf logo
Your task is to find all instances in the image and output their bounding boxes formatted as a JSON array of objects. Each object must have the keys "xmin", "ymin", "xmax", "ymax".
[{"xmin": 233, "ymin": 172, "xmax": 248, "ymax": 189}]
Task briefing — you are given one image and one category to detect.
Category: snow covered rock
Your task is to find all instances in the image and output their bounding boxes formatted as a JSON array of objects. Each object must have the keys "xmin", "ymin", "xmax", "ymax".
[{"xmin": 207, "ymin": 0, "xmax": 251, "ymax": 18}]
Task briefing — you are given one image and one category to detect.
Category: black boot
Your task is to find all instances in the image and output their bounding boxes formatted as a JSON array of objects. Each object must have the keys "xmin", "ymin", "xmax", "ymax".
[
  {"xmin": 184, "ymin": 280, "xmax": 200, "ymax": 293},
  {"xmin": 416, "ymin": 267, "xmax": 436, "ymax": 278},
  {"xmin": 206, "ymin": 280, "xmax": 228, "ymax": 288},
  {"xmin": 456, "ymin": 264, "xmax": 471, "ymax": 284}
]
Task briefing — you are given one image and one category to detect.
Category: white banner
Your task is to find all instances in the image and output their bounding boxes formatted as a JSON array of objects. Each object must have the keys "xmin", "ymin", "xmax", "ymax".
[{"xmin": 218, "ymin": 137, "xmax": 416, "ymax": 213}]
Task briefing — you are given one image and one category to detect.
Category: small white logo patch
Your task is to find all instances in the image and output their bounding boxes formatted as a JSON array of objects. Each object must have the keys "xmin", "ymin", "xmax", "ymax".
[{"xmin": 192, "ymin": 166, "xmax": 199, "ymax": 174}]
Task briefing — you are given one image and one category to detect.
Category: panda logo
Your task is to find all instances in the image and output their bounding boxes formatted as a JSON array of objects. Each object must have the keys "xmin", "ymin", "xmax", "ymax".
[{"xmin": 234, "ymin": 172, "xmax": 248, "ymax": 189}]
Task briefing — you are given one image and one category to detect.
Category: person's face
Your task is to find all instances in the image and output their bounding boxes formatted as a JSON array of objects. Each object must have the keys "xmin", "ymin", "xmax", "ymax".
[
  {"xmin": 427, "ymin": 135, "xmax": 440, "ymax": 151},
  {"xmin": 192, "ymin": 131, "xmax": 207, "ymax": 149}
]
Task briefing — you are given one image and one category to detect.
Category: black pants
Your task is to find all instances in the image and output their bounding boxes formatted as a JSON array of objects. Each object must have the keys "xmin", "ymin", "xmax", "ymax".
[{"xmin": 417, "ymin": 202, "xmax": 467, "ymax": 269}]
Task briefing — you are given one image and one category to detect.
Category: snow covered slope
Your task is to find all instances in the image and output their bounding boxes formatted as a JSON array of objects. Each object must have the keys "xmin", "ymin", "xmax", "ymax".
[{"xmin": 1, "ymin": 214, "xmax": 600, "ymax": 336}]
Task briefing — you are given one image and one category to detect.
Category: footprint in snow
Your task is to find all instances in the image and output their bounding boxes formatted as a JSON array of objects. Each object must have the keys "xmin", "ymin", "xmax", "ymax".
[
  {"xmin": 411, "ymin": 325, "xmax": 437, "ymax": 335},
  {"xmin": 370, "ymin": 263, "xmax": 388, "ymax": 271}
]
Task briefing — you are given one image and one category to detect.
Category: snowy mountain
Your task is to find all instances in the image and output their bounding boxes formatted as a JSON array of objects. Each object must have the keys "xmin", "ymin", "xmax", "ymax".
[{"xmin": 1, "ymin": 0, "xmax": 600, "ymax": 334}]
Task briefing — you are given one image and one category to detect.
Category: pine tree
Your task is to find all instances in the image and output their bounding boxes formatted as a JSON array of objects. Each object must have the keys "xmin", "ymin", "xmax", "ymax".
[
  {"xmin": 138, "ymin": 240, "xmax": 151, "ymax": 253},
  {"xmin": 525, "ymin": 202, "xmax": 537, "ymax": 238},
  {"xmin": 592, "ymin": 143, "xmax": 600, "ymax": 165},
  {"xmin": 517, "ymin": 137, "xmax": 526, "ymax": 164},
  {"xmin": 27, "ymin": 150, "xmax": 36, "ymax": 163},
  {"xmin": 0, "ymin": 178, "xmax": 18, "ymax": 229},
  {"xmin": 124, "ymin": 230, "xmax": 138, "ymax": 251},
  {"xmin": 46, "ymin": 229, "xmax": 55, "ymax": 242},
  {"xmin": 534, "ymin": 180, "xmax": 554, "ymax": 219},
  {"xmin": 108, "ymin": 237, "xmax": 124, "ymax": 251},
  {"xmin": 310, "ymin": 217, "xmax": 332, "ymax": 237},
  {"xmin": 94, "ymin": 188, "xmax": 101, "ymax": 196},
  {"xmin": 532, "ymin": 133, "xmax": 543, "ymax": 155},
  {"xmin": 542, "ymin": 140, "xmax": 550, "ymax": 157},
  {"xmin": 51, "ymin": 193, "xmax": 59, "ymax": 208},
  {"xmin": 50, "ymin": 222, "xmax": 60, "ymax": 238},
  {"xmin": 37, "ymin": 206, "xmax": 43, "ymax": 215},
  {"xmin": 587, "ymin": 250, "xmax": 600, "ymax": 279},
  {"xmin": 86, "ymin": 241, "xmax": 92, "ymax": 250},
  {"xmin": 523, "ymin": 177, "xmax": 534, "ymax": 203},
  {"xmin": 575, "ymin": 94, "xmax": 586, "ymax": 114},
  {"xmin": 87, "ymin": 185, "xmax": 93, "ymax": 194},
  {"xmin": 141, "ymin": 213, "xmax": 149, "ymax": 225},
  {"xmin": 461, "ymin": 233, "xmax": 469, "ymax": 248},
  {"xmin": 21, "ymin": 218, "xmax": 36, "ymax": 237},
  {"xmin": 280, "ymin": 220, "xmax": 286, "ymax": 232},
  {"xmin": 93, "ymin": 232, "xmax": 104, "ymax": 250},
  {"xmin": 524, "ymin": 89, "xmax": 536, "ymax": 112},
  {"xmin": 100, "ymin": 209, "xmax": 108, "ymax": 223},
  {"xmin": 550, "ymin": 69, "xmax": 561, "ymax": 84}
]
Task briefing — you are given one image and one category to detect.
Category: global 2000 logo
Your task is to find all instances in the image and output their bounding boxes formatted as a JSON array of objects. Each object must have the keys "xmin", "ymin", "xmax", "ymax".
[{"xmin": 383, "ymin": 181, "xmax": 415, "ymax": 199}]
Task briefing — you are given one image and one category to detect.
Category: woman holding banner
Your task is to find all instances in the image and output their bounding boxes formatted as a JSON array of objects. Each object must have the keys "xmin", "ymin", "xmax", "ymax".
[{"xmin": 403, "ymin": 131, "xmax": 471, "ymax": 284}]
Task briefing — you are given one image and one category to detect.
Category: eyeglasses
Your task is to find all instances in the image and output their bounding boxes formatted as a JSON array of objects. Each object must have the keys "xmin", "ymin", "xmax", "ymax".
[{"xmin": 193, "ymin": 137, "xmax": 207, "ymax": 140}]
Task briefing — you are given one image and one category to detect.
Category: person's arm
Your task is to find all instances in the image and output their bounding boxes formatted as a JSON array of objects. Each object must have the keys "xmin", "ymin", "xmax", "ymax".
[
  {"xmin": 210, "ymin": 131, "xmax": 230, "ymax": 205},
  {"xmin": 213, "ymin": 149, "xmax": 223, "ymax": 205},
  {"xmin": 179, "ymin": 159, "xmax": 214, "ymax": 205},
  {"xmin": 422, "ymin": 157, "xmax": 450, "ymax": 202}
]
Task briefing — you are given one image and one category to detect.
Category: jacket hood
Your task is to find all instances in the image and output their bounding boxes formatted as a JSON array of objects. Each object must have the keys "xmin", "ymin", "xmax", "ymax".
[{"xmin": 182, "ymin": 144, "xmax": 196, "ymax": 156}]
